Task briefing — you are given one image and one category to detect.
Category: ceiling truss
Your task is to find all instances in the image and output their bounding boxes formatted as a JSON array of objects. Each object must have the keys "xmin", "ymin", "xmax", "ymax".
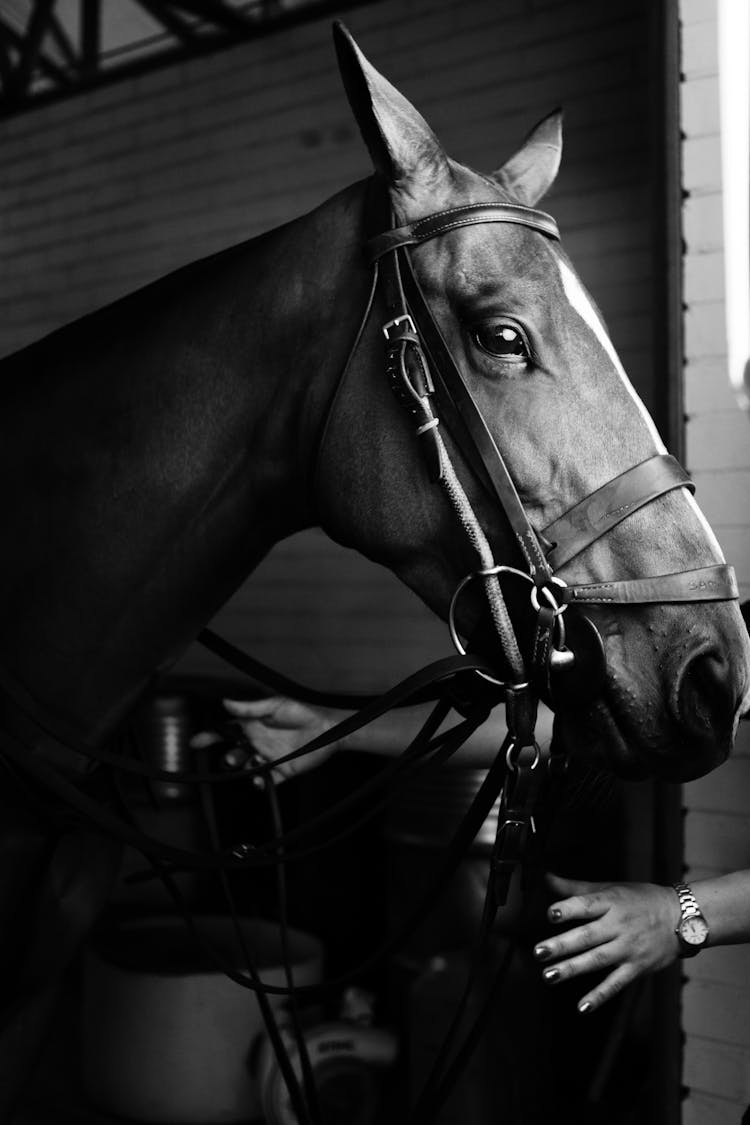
[{"xmin": 0, "ymin": 0, "xmax": 362, "ymax": 116}]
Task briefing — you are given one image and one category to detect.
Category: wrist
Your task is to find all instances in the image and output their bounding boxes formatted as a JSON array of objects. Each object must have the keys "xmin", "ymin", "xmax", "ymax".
[{"xmin": 672, "ymin": 881, "xmax": 710, "ymax": 957}]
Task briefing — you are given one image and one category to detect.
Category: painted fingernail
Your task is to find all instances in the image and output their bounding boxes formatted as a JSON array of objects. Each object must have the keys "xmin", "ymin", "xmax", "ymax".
[
  {"xmin": 549, "ymin": 908, "xmax": 562, "ymax": 922},
  {"xmin": 578, "ymin": 1000, "xmax": 593, "ymax": 1014},
  {"xmin": 534, "ymin": 945, "xmax": 551, "ymax": 961},
  {"xmin": 542, "ymin": 967, "xmax": 560, "ymax": 983}
]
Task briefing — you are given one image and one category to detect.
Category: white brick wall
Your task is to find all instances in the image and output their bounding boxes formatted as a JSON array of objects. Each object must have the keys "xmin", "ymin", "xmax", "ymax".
[{"xmin": 681, "ymin": 0, "xmax": 750, "ymax": 1119}]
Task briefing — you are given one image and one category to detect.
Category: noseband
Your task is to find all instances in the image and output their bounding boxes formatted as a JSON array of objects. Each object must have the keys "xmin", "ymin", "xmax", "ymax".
[{"xmin": 365, "ymin": 198, "xmax": 739, "ymax": 702}]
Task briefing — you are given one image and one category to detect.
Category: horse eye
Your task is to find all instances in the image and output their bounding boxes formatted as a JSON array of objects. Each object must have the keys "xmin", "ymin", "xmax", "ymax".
[{"xmin": 472, "ymin": 323, "xmax": 528, "ymax": 359}]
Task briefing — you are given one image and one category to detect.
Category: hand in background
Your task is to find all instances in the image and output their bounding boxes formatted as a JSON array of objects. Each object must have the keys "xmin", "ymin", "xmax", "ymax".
[
  {"xmin": 533, "ymin": 873, "xmax": 680, "ymax": 1013},
  {"xmin": 222, "ymin": 696, "xmax": 344, "ymax": 781},
  {"xmin": 190, "ymin": 696, "xmax": 345, "ymax": 783}
]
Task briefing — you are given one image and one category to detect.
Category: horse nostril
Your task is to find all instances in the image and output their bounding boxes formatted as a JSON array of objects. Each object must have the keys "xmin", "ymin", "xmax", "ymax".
[{"xmin": 678, "ymin": 649, "xmax": 735, "ymax": 738}]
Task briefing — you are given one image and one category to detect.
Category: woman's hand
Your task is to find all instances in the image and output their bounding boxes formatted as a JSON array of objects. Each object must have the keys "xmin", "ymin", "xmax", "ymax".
[
  {"xmin": 191, "ymin": 697, "xmax": 347, "ymax": 783},
  {"xmin": 533, "ymin": 873, "xmax": 681, "ymax": 1013}
]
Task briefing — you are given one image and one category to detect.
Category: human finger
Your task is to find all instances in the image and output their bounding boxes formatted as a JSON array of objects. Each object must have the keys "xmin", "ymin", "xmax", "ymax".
[
  {"xmin": 546, "ymin": 872, "xmax": 608, "ymax": 899},
  {"xmin": 189, "ymin": 730, "xmax": 223, "ymax": 750},
  {"xmin": 547, "ymin": 887, "xmax": 613, "ymax": 926},
  {"xmin": 223, "ymin": 697, "xmax": 281, "ymax": 719},
  {"xmin": 539, "ymin": 939, "xmax": 622, "ymax": 988},
  {"xmin": 534, "ymin": 918, "xmax": 615, "ymax": 965},
  {"xmin": 575, "ymin": 963, "xmax": 636, "ymax": 1014}
]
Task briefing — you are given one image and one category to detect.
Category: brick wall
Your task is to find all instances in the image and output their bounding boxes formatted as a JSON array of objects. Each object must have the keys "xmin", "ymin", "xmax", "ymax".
[
  {"xmin": 0, "ymin": 0, "xmax": 655, "ymax": 695},
  {"xmin": 681, "ymin": 2, "xmax": 750, "ymax": 1122}
]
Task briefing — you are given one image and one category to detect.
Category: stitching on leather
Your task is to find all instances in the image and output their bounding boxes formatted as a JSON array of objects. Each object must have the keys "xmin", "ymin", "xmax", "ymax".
[
  {"xmin": 414, "ymin": 203, "xmax": 543, "ymax": 226},
  {"xmin": 414, "ymin": 214, "xmax": 557, "ymax": 240}
]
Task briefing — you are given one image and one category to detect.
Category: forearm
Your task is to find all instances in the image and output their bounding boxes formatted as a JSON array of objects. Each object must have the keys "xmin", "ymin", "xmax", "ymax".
[{"xmin": 691, "ymin": 870, "xmax": 750, "ymax": 947}]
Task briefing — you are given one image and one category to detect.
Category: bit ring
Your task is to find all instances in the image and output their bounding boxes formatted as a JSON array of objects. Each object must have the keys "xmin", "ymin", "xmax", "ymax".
[
  {"xmin": 530, "ymin": 576, "xmax": 569, "ymax": 617},
  {"xmin": 448, "ymin": 565, "xmax": 532, "ymax": 687}
]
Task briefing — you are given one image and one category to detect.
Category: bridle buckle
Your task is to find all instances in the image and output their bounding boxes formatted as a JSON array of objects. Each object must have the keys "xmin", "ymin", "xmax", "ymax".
[{"xmin": 382, "ymin": 313, "xmax": 416, "ymax": 340}]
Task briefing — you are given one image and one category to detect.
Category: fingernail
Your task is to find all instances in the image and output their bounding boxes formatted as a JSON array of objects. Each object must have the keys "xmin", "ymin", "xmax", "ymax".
[
  {"xmin": 549, "ymin": 908, "xmax": 562, "ymax": 922},
  {"xmin": 534, "ymin": 945, "xmax": 551, "ymax": 961},
  {"xmin": 578, "ymin": 1000, "xmax": 593, "ymax": 1014},
  {"xmin": 542, "ymin": 967, "xmax": 559, "ymax": 983}
]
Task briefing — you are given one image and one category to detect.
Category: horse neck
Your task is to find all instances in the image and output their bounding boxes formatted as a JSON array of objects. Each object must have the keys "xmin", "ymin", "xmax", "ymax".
[{"xmin": 0, "ymin": 180, "xmax": 372, "ymax": 743}]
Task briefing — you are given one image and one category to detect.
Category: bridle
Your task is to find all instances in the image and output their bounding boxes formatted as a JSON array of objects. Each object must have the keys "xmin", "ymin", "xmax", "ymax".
[{"xmin": 365, "ymin": 195, "xmax": 739, "ymax": 712}]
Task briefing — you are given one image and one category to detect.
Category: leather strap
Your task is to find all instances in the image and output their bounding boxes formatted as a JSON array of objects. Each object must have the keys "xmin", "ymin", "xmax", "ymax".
[
  {"xmin": 396, "ymin": 250, "xmax": 553, "ymax": 582},
  {"xmin": 542, "ymin": 454, "xmax": 694, "ymax": 570},
  {"xmin": 366, "ymin": 202, "xmax": 560, "ymax": 261},
  {"xmin": 367, "ymin": 190, "xmax": 740, "ymax": 710},
  {"xmin": 559, "ymin": 563, "xmax": 738, "ymax": 605}
]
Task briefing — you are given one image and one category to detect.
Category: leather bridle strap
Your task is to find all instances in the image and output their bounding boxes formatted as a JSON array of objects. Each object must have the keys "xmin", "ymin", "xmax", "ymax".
[
  {"xmin": 398, "ymin": 251, "xmax": 553, "ymax": 583},
  {"xmin": 542, "ymin": 454, "xmax": 691, "ymax": 570},
  {"xmin": 559, "ymin": 564, "xmax": 739, "ymax": 606},
  {"xmin": 367, "ymin": 202, "xmax": 561, "ymax": 260},
  {"xmin": 367, "ymin": 205, "xmax": 740, "ymax": 606},
  {"xmin": 371, "ymin": 210, "xmax": 558, "ymax": 586},
  {"xmin": 366, "ymin": 197, "xmax": 740, "ymax": 694}
]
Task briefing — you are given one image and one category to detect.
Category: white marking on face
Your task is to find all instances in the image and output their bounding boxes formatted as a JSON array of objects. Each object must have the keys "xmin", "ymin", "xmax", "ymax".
[
  {"xmin": 556, "ymin": 257, "xmax": 667, "ymax": 453},
  {"xmin": 557, "ymin": 257, "xmax": 725, "ymax": 562},
  {"xmin": 684, "ymin": 491, "xmax": 726, "ymax": 561}
]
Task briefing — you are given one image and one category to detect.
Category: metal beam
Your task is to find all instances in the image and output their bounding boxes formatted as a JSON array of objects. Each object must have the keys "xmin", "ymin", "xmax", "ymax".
[
  {"xmin": 0, "ymin": 14, "xmax": 71, "ymax": 90},
  {"xmin": 81, "ymin": 0, "xmax": 100, "ymax": 78},
  {"xmin": 11, "ymin": 0, "xmax": 59, "ymax": 98},
  {"xmin": 0, "ymin": 0, "xmax": 372, "ymax": 117},
  {"xmin": 48, "ymin": 11, "xmax": 79, "ymax": 71},
  {"xmin": 135, "ymin": 0, "xmax": 200, "ymax": 46},
  {"xmin": 0, "ymin": 37, "xmax": 13, "ymax": 89},
  {"xmin": 164, "ymin": 0, "xmax": 253, "ymax": 36}
]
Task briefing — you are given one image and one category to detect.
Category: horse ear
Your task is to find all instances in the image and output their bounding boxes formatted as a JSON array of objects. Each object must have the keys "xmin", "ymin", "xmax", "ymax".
[
  {"xmin": 333, "ymin": 22, "xmax": 450, "ymax": 195},
  {"xmin": 491, "ymin": 110, "xmax": 563, "ymax": 206}
]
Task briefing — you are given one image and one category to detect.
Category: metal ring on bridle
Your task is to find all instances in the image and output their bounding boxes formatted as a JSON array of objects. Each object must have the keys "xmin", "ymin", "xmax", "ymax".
[
  {"xmin": 448, "ymin": 565, "xmax": 533, "ymax": 686},
  {"xmin": 505, "ymin": 740, "xmax": 541, "ymax": 772},
  {"xmin": 530, "ymin": 576, "xmax": 569, "ymax": 616}
]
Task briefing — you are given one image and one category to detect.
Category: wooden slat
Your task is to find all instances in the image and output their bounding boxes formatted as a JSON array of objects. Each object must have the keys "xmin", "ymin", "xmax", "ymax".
[
  {"xmin": 684, "ymin": 811, "xmax": 750, "ymax": 871},
  {"xmin": 685, "ymin": 1038, "xmax": 750, "ymax": 1103},
  {"xmin": 684, "ymin": 979, "xmax": 750, "ymax": 1047},
  {"xmin": 683, "ymin": 1091, "xmax": 749, "ymax": 1125},
  {"xmin": 684, "ymin": 756, "xmax": 750, "ymax": 816}
]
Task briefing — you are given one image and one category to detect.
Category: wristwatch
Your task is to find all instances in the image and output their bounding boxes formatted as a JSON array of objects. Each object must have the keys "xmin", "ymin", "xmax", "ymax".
[{"xmin": 673, "ymin": 882, "xmax": 710, "ymax": 957}]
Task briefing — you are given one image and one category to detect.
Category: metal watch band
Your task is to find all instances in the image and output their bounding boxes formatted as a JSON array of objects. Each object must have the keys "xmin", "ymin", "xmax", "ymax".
[{"xmin": 673, "ymin": 881, "xmax": 702, "ymax": 919}]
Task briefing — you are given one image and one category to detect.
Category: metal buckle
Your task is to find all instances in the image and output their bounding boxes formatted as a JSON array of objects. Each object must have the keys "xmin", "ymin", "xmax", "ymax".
[{"xmin": 382, "ymin": 314, "xmax": 416, "ymax": 340}]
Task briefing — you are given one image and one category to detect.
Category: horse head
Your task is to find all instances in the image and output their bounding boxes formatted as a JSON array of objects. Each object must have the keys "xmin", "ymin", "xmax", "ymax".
[{"xmin": 315, "ymin": 25, "xmax": 750, "ymax": 781}]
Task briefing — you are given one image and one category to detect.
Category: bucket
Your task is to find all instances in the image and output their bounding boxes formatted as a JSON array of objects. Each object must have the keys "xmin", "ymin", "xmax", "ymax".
[{"xmin": 82, "ymin": 915, "xmax": 323, "ymax": 1123}]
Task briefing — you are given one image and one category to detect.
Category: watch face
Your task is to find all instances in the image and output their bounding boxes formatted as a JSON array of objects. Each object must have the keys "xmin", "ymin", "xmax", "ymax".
[{"xmin": 679, "ymin": 914, "xmax": 709, "ymax": 945}]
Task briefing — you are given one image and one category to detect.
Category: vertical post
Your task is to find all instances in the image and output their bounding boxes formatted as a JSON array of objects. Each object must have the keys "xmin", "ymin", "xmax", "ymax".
[
  {"xmin": 9, "ymin": 0, "xmax": 56, "ymax": 101},
  {"xmin": 649, "ymin": 1, "xmax": 685, "ymax": 1123},
  {"xmin": 81, "ymin": 0, "xmax": 100, "ymax": 80}
]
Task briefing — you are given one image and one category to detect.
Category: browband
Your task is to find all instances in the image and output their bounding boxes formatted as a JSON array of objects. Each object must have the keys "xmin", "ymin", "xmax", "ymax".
[{"xmin": 366, "ymin": 202, "xmax": 560, "ymax": 261}]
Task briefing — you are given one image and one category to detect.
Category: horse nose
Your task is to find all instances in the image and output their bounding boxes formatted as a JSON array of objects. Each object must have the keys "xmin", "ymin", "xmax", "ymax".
[{"xmin": 677, "ymin": 647, "xmax": 738, "ymax": 744}]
